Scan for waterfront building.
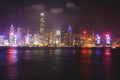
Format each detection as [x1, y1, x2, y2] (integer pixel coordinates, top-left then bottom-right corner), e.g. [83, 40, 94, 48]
[33, 33, 39, 46]
[0, 35, 4, 46]
[9, 25, 15, 45]
[16, 27, 23, 46]
[55, 30, 61, 47]
[49, 29, 56, 47]
[39, 13, 45, 46]
[67, 25, 73, 46]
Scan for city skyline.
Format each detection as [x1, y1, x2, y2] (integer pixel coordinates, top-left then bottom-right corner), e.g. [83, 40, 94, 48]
[0, 0, 120, 37]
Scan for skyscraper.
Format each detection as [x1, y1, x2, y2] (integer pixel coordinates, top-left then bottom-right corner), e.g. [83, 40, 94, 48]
[67, 25, 73, 46]
[9, 25, 14, 45]
[16, 27, 23, 45]
[40, 13, 45, 34]
[39, 13, 45, 46]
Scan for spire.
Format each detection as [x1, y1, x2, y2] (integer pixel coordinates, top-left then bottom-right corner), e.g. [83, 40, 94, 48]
[67, 25, 72, 33]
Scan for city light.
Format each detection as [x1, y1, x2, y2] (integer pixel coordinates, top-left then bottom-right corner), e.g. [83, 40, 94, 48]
[10, 32, 14, 35]
[105, 34, 111, 45]
[96, 34, 101, 44]
[83, 30, 87, 34]
[0, 12, 117, 47]
[40, 13, 45, 16]
[56, 30, 60, 35]
[81, 49, 87, 55]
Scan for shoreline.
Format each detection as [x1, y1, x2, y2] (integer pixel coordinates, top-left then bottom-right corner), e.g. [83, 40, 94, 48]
[0, 46, 116, 50]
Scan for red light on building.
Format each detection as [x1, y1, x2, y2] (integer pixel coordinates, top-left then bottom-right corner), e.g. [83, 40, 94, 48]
[83, 30, 87, 34]
[105, 34, 109, 37]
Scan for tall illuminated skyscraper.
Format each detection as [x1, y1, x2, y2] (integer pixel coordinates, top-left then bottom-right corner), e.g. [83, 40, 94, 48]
[39, 13, 45, 46]
[67, 25, 73, 46]
[105, 34, 111, 45]
[96, 34, 101, 45]
[40, 13, 45, 35]
[9, 25, 14, 45]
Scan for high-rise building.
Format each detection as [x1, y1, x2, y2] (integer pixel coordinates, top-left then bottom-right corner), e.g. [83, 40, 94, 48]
[105, 34, 111, 45]
[55, 30, 61, 46]
[67, 25, 73, 46]
[49, 29, 56, 46]
[40, 13, 45, 34]
[96, 34, 101, 45]
[25, 30, 30, 45]
[39, 13, 45, 46]
[9, 25, 14, 45]
[16, 27, 23, 45]
[0, 35, 4, 46]
[33, 33, 39, 46]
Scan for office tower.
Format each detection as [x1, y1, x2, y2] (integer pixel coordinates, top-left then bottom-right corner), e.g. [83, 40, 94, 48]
[96, 34, 101, 45]
[55, 30, 61, 46]
[49, 29, 56, 46]
[40, 13, 45, 35]
[67, 25, 73, 46]
[0, 35, 4, 46]
[16, 27, 23, 45]
[33, 33, 39, 46]
[39, 13, 45, 46]
[105, 34, 111, 45]
[9, 25, 14, 45]
[25, 30, 30, 45]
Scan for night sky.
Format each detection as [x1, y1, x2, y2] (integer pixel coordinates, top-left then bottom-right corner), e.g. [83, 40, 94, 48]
[0, 0, 120, 37]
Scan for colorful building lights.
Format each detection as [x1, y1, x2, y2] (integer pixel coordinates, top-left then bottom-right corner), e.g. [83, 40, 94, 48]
[105, 34, 111, 45]
[96, 34, 101, 44]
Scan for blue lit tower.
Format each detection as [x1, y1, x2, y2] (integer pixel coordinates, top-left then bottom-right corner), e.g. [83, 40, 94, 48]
[9, 25, 14, 45]
[39, 13, 45, 46]
[105, 34, 111, 45]
[96, 34, 101, 45]
[67, 25, 73, 46]
[67, 25, 72, 34]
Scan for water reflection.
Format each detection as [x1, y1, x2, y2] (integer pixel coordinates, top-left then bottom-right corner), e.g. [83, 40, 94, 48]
[7, 47, 18, 80]
[96, 48, 101, 55]
[103, 48, 113, 80]
[94, 48, 102, 80]
[88, 49, 92, 55]
[25, 50, 30, 60]
[0, 47, 117, 80]
[7, 47, 18, 65]
[49, 49, 62, 73]
[80, 48, 93, 80]
[0, 52, 6, 66]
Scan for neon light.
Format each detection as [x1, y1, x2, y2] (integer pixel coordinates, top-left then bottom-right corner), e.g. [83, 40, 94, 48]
[67, 25, 72, 33]
[96, 34, 101, 44]
[105, 34, 110, 44]
[83, 30, 86, 34]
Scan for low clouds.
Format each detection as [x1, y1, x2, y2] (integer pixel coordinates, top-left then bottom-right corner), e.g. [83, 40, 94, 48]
[24, 4, 45, 12]
[30, 4, 45, 10]
[50, 8, 64, 14]
[65, 3, 79, 9]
